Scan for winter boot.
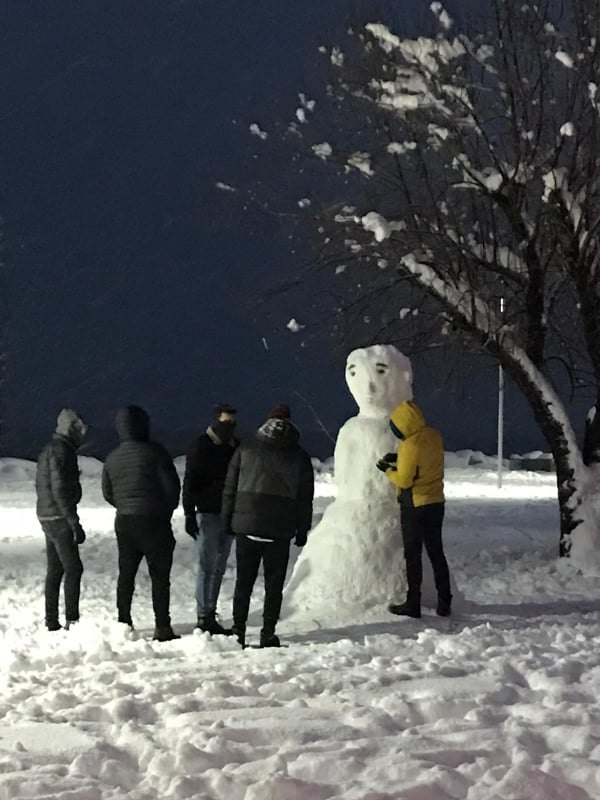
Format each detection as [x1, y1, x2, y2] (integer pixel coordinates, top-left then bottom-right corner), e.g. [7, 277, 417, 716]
[436, 595, 452, 617]
[46, 621, 62, 632]
[196, 612, 232, 636]
[260, 631, 281, 648]
[118, 615, 134, 629]
[231, 626, 246, 647]
[152, 625, 181, 642]
[65, 619, 79, 631]
[388, 601, 421, 619]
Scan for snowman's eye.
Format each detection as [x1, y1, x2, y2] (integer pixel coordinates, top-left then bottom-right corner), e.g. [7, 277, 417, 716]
[376, 363, 388, 374]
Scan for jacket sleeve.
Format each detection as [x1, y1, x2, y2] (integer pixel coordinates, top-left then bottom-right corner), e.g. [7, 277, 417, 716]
[49, 444, 81, 528]
[296, 451, 315, 534]
[182, 439, 205, 517]
[158, 446, 181, 512]
[221, 448, 241, 530]
[101, 461, 115, 507]
[386, 438, 418, 490]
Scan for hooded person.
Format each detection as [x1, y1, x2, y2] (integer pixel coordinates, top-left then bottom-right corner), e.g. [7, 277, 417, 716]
[36, 408, 89, 631]
[222, 411, 314, 648]
[182, 403, 239, 635]
[377, 400, 452, 618]
[102, 405, 181, 642]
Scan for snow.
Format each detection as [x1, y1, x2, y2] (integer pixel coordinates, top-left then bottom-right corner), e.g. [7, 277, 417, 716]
[560, 121, 576, 137]
[361, 211, 406, 242]
[555, 50, 574, 69]
[286, 318, 305, 333]
[346, 152, 374, 177]
[2, 451, 600, 798]
[249, 123, 268, 140]
[430, 2, 453, 31]
[312, 142, 332, 160]
[215, 181, 237, 193]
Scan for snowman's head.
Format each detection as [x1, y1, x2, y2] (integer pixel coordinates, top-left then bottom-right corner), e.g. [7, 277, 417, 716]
[345, 344, 413, 417]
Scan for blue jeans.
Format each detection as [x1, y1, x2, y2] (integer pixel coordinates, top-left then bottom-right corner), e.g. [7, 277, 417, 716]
[195, 513, 233, 616]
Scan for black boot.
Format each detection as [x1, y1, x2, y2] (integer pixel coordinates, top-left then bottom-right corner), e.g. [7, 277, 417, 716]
[388, 601, 421, 619]
[46, 621, 62, 632]
[153, 625, 181, 642]
[231, 626, 246, 647]
[260, 631, 281, 648]
[437, 595, 452, 617]
[65, 619, 79, 631]
[196, 612, 232, 636]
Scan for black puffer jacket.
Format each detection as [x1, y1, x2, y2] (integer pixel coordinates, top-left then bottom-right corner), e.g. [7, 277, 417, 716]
[182, 429, 238, 515]
[102, 406, 180, 519]
[222, 419, 314, 540]
[36, 435, 82, 527]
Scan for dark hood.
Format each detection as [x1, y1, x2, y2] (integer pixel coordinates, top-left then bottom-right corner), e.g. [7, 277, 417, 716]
[256, 418, 300, 449]
[116, 405, 150, 442]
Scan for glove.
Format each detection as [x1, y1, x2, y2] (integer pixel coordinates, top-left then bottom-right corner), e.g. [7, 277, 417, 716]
[185, 515, 199, 540]
[295, 531, 307, 547]
[376, 459, 394, 472]
[382, 452, 398, 465]
[72, 522, 86, 545]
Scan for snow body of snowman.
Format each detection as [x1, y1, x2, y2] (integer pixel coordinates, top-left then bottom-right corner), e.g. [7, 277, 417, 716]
[284, 344, 438, 620]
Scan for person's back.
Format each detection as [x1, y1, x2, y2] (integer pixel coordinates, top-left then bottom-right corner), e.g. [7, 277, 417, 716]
[389, 401, 444, 508]
[224, 408, 314, 648]
[102, 406, 180, 519]
[102, 405, 180, 641]
[224, 417, 313, 540]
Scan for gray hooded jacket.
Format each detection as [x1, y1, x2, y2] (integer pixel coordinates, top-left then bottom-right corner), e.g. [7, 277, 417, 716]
[36, 409, 86, 528]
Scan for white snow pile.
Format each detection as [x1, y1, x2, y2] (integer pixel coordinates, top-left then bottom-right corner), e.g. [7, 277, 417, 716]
[2, 457, 600, 798]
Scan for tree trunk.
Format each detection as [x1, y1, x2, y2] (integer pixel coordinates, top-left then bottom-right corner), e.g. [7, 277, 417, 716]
[500, 352, 584, 555]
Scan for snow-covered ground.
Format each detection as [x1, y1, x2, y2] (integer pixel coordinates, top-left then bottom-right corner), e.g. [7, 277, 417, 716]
[1, 456, 600, 799]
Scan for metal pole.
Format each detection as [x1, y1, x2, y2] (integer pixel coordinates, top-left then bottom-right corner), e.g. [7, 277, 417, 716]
[497, 297, 505, 488]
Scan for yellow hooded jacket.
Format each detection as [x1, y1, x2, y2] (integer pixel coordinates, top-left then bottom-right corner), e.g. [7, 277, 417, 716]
[386, 401, 445, 507]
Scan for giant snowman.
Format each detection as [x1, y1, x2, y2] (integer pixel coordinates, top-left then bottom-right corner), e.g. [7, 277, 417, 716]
[284, 344, 439, 620]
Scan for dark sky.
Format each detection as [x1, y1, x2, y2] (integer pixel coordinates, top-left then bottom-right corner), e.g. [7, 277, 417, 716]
[0, 0, 590, 458]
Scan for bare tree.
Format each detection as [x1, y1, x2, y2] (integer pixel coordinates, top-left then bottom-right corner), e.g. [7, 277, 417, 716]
[276, 0, 600, 555]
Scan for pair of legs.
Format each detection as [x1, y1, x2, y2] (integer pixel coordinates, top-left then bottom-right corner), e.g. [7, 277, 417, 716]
[42, 519, 84, 629]
[400, 502, 451, 612]
[195, 513, 233, 620]
[115, 514, 175, 629]
[232, 535, 290, 644]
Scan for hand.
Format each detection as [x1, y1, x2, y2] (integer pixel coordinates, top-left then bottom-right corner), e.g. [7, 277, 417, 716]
[295, 531, 307, 547]
[376, 459, 393, 472]
[185, 515, 199, 540]
[224, 525, 235, 537]
[382, 452, 398, 465]
[72, 523, 86, 545]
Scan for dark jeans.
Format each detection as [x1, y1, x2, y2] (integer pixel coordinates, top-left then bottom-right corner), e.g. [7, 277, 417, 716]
[115, 515, 175, 628]
[233, 535, 290, 636]
[400, 503, 450, 604]
[42, 519, 84, 627]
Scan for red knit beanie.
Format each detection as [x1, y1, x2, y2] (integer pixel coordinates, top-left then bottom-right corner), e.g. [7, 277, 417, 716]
[267, 403, 291, 420]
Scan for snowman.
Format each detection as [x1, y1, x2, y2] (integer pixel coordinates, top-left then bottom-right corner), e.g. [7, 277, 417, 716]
[284, 343, 439, 620]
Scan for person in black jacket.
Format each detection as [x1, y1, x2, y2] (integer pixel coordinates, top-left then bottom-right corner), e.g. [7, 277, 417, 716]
[223, 405, 314, 647]
[102, 406, 181, 642]
[36, 408, 88, 631]
[182, 403, 238, 634]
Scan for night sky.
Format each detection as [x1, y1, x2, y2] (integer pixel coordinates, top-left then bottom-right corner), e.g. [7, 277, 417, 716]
[0, 1, 590, 459]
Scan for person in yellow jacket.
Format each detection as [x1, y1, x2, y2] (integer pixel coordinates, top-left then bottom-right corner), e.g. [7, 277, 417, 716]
[376, 400, 451, 618]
